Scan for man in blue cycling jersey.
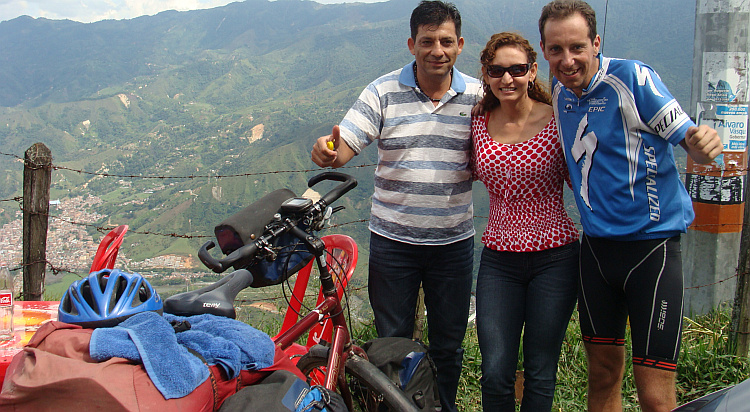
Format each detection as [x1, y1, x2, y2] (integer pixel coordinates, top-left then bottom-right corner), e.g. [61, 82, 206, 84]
[538, 1, 721, 411]
[310, 1, 482, 411]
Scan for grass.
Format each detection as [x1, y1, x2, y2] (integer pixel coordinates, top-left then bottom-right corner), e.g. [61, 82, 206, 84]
[676, 310, 749, 402]
[452, 309, 750, 411]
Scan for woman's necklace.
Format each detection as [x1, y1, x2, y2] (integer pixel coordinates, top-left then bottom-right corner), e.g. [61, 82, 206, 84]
[413, 64, 444, 103]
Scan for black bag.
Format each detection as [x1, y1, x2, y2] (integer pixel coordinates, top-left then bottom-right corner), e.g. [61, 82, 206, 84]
[213, 188, 313, 287]
[362, 337, 442, 411]
[218, 370, 346, 412]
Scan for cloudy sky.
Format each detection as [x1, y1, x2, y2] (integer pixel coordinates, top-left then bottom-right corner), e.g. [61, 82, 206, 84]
[0, 0, 382, 23]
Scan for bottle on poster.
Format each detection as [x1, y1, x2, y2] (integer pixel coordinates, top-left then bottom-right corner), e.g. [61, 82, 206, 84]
[0, 265, 14, 341]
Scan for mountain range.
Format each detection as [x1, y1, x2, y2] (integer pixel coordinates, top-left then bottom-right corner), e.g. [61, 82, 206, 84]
[0, 0, 696, 263]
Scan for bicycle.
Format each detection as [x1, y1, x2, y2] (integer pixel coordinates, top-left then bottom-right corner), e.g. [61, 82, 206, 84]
[162, 171, 418, 412]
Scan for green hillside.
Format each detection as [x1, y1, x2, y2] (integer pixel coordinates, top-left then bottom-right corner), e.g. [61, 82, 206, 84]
[0, 0, 695, 264]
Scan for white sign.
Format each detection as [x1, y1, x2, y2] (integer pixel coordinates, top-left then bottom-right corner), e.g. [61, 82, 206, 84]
[696, 102, 748, 152]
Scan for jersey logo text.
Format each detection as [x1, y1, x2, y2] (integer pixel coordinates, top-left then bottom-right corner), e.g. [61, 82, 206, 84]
[652, 105, 685, 135]
[644, 145, 660, 222]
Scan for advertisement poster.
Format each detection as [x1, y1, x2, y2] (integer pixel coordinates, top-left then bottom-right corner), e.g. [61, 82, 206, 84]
[701, 52, 748, 103]
[685, 173, 745, 204]
[696, 102, 748, 152]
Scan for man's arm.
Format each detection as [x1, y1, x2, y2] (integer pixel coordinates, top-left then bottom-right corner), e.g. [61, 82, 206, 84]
[679, 124, 722, 164]
[311, 125, 356, 168]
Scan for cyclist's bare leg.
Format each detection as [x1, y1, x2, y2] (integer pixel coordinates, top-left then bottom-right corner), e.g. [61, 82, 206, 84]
[585, 343, 625, 412]
[633, 365, 677, 412]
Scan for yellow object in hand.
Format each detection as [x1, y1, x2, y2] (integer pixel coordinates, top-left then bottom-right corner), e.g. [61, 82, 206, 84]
[327, 141, 335, 151]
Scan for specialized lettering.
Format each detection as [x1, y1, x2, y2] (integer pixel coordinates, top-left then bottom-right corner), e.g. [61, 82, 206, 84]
[652, 105, 685, 135]
[644, 146, 660, 221]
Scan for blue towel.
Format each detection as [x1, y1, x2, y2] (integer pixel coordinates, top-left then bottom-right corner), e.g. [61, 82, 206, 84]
[164, 313, 275, 378]
[90, 311, 209, 399]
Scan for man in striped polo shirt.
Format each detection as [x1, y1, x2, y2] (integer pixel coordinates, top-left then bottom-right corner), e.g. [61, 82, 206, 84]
[311, 1, 482, 410]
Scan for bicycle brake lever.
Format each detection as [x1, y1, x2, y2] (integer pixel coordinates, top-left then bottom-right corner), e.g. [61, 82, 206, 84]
[262, 245, 277, 262]
[319, 206, 334, 230]
[313, 205, 341, 231]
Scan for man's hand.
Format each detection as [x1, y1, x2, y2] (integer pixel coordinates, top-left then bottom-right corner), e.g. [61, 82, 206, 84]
[682, 125, 722, 164]
[312, 125, 354, 168]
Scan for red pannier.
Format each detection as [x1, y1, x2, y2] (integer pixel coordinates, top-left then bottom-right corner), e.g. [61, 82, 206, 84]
[0, 321, 303, 411]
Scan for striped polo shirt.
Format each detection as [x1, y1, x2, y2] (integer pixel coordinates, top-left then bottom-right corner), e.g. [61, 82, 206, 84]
[339, 61, 482, 245]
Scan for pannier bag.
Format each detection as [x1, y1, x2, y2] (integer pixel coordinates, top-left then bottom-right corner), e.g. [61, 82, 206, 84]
[213, 188, 313, 288]
[0, 321, 304, 411]
[218, 370, 346, 412]
[362, 337, 441, 411]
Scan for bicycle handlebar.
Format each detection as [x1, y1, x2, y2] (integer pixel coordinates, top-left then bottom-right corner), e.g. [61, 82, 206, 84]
[308, 171, 357, 208]
[198, 171, 357, 273]
[199, 240, 260, 273]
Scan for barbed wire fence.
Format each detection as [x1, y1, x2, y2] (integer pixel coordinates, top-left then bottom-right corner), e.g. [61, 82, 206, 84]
[0, 148, 745, 300]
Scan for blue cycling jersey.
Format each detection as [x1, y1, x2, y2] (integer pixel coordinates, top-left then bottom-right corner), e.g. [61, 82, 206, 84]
[552, 54, 695, 240]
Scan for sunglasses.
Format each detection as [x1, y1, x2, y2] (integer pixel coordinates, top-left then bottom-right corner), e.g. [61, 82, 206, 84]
[485, 63, 531, 78]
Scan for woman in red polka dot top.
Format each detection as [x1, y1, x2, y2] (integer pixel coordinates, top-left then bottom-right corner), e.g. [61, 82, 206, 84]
[472, 32, 580, 412]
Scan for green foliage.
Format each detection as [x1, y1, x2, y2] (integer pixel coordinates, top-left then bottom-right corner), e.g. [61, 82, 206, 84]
[677, 310, 750, 402]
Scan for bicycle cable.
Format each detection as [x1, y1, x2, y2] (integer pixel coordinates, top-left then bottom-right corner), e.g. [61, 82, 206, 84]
[279, 243, 351, 326]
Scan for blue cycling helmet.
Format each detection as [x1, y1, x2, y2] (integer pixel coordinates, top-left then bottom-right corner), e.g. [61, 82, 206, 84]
[58, 268, 163, 328]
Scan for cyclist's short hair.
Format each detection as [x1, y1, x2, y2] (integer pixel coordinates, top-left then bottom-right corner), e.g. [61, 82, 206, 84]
[539, 0, 597, 45]
[410, 0, 462, 40]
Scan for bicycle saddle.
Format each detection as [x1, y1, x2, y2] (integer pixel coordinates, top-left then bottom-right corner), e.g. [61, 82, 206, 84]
[163, 269, 254, 319]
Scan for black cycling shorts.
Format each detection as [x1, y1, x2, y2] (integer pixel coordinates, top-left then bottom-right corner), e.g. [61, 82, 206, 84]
[578, 234, 683, 371]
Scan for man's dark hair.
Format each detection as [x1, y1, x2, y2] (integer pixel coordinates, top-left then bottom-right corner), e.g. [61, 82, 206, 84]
[539, 0, 597, 44]
[410, 0, 462, 40]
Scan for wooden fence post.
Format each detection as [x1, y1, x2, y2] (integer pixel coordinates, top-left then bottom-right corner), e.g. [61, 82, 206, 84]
[22, 143, 52, 301]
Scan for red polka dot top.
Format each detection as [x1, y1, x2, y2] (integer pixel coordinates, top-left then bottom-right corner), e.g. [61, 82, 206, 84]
[472, 114, 579, 252]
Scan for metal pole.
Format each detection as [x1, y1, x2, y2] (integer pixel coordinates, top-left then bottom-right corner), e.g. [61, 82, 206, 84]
[684, 0, 749, 322]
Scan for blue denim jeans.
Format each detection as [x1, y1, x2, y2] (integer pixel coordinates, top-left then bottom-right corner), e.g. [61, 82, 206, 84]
[368, 232, 474, 412]
[476, 242, 579, 412]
